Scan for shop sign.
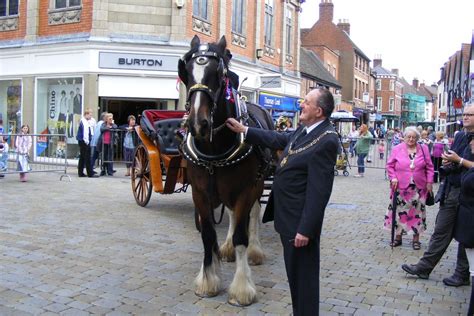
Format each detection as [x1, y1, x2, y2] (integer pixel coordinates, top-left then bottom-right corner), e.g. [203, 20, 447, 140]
[99, 52, 180, 72]
[259, 75, 281, 88]
[258, 93, 299, 111]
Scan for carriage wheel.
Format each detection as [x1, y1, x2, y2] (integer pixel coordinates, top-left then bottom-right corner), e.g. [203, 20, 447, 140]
[131, 144, 153, 207]
[334, 170, 339, 176]
[343, 170, 350, 177]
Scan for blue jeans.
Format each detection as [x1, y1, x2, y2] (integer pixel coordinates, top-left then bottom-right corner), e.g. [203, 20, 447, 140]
[357, 153, 367, 174]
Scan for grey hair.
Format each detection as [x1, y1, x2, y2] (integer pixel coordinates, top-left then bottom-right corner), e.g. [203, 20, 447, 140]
[404, 126, 420, 139]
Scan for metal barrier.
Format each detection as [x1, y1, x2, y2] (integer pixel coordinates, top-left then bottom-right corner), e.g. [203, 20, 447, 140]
[336, 136, 389, 177]
[98, 129, 134, 174]
[0, 133, 70, 181]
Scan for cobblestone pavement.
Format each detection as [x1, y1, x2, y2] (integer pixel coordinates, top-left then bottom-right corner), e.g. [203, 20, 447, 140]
[0, 167, 470, 315]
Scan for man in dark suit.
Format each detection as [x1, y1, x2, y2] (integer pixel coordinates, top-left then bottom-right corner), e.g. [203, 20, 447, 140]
[226, 88, 339, 315]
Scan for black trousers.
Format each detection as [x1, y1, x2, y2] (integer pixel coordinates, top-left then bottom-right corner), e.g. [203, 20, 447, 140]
[418, 186, 469, 277]
[78, 140, 93, 176]
[280, 234, 320, 316]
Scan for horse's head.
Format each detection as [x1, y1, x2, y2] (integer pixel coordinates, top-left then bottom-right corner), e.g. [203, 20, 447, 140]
[178, 35, 230, 141]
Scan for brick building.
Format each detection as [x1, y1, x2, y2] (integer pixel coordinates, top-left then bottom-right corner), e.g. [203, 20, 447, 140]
[372, 58, 403, 129]
[0, 0, 303, 160]
[301, 0, 371, 123]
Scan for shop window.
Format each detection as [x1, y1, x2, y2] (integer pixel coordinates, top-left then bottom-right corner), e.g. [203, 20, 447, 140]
[0, 0, 18, 16]
[0, 80, 22, 144]
[36, 77, 83, 158]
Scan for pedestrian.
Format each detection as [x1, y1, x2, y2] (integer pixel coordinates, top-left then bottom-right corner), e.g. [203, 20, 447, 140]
[378, 140, 385, 160]
[76, 108, 98, 178]
[384, 126, 434, 249]
[401, 104, 474, 287]
[354, 124, 373, 177]
[432, 131, 449, 183]
[0, 137, 8, 178]
[15, 124, 32, 182]
[420, 130, 433, 153]
[225, 87, 339, 316]
[123, 115, 138, 176]
[392, 127, 402, 147]
[348, 126, 358, 157]
[100, 113, 117, 176]
[91, 111, 107, 174]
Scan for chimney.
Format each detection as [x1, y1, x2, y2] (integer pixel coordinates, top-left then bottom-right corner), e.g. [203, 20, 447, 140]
[373, 58, 382, 68]
[391, 68, 399, 76]
[319, 0, 334, 22]
[337, 19, 350, 35]
[412, 78, 419, 89]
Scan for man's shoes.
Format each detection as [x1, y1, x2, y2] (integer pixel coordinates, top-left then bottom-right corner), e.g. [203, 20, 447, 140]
[88, 174, 99, 178]
[78, 174, 87, 177]
[100, 171, 106, 176]
[401, 264, 430, 279]
[112, 170, 117, 174]
[442, 274, 470, 287]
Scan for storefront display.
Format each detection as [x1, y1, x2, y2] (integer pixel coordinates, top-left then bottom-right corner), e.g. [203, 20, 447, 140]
[0, 80, 22, 138]
[36, 77, 83, 158]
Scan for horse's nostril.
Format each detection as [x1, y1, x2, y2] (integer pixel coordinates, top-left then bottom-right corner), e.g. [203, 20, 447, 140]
[200, 120, 209, 129]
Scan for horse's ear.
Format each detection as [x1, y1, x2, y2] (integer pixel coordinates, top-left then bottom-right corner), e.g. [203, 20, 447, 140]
[217, 36, 227, 52]
[178, 59, 188, 86]
[190, 35, 200, 48]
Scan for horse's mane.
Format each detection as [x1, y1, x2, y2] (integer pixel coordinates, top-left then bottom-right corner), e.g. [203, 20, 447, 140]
[182, 40, 230, 69]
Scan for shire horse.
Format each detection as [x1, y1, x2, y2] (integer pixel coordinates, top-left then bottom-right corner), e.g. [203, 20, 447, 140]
[178, 35, 273, 306]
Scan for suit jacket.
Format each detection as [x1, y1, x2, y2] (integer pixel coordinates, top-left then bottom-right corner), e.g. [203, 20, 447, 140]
[386, 143, 434, 190]
[246, 119, 338, 239]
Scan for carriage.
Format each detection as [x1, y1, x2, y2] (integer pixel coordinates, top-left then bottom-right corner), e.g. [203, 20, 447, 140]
[131, 109, 189, 207]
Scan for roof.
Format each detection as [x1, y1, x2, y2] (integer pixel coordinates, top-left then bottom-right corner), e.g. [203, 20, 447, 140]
[341, 31, 370, 61]
[299, 48, 341, 89]
[399, 77, 419, 95]
[373, 65, 396, 76]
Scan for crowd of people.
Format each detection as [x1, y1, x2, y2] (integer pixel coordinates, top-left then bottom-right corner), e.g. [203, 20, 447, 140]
[76, 109, 138, 178]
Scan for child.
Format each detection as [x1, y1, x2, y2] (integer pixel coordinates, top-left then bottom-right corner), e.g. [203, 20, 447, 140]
[15, 124, 32, 182]
[123, 115, 137, 176]
[378, 140, 385, 160]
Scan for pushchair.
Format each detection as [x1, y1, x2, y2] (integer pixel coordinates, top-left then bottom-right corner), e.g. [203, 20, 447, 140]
[334, 147, 350, 176]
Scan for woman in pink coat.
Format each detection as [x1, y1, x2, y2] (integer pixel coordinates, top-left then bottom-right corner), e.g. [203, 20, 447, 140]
[384, 126, 434, 250]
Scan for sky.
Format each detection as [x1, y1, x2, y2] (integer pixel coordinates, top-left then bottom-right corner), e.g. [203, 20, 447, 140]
[300, 0, 474, 85]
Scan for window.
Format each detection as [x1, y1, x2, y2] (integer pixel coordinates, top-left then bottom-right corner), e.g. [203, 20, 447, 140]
[0, 80, 22, 135]
[55, 0, 81, 9]
[377, 97, 382, 111]
[389, 80, 394, 91]
[0, 0, 19, 16]
[193, 0, 208, 20]
[285, 8, 292, 56]
[264, 0, 274, 46]
[232, 0, 244, 34]
[389, 98, 394, 111]
[375, 79, 381, 91]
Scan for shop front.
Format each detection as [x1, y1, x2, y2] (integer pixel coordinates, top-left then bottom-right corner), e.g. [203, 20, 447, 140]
[258, 92, 301, 129]
[0, 79, 22, 141]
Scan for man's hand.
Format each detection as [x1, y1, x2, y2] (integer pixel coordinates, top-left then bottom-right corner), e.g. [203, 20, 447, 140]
[226, 118, 247, 134]
[293, 233, 309, 248]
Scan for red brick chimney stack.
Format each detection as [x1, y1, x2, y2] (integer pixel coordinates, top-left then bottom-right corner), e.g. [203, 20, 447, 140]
[319, 0, 334, 23]
[337, 19, 350, 35]
[412, 78, 419, 89]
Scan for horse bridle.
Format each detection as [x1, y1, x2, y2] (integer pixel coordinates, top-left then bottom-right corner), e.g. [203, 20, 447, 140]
[183, 46, 227, 116]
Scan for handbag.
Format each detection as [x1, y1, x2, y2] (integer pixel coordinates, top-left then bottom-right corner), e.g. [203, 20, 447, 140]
[425, 191, 435, 206]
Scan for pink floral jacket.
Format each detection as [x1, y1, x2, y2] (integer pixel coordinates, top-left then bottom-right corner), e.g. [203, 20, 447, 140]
[386, 143, 434, 190]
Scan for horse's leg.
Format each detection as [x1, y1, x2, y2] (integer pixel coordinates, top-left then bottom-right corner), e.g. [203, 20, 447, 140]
[227, 202, 257, 306]
[219, 208, 236, 262]
[195, 212, 221, 297]
[247, 201, 265, 265]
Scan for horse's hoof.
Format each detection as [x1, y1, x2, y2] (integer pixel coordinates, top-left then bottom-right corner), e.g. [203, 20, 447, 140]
[247, 247, 265, 266]
[195, 291, 219, 298]
[228, 297, 255, 307]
